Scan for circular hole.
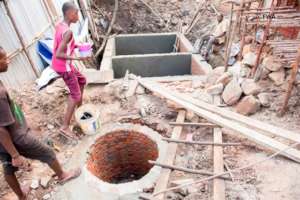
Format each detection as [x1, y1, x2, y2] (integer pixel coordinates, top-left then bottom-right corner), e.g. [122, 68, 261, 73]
[87, 130, 159, 184]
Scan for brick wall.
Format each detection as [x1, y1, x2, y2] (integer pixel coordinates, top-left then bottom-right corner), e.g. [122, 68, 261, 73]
[87, 130, 159, 183]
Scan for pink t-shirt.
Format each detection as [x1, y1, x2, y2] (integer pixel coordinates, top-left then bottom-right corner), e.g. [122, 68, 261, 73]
[52, 22, 76, 73]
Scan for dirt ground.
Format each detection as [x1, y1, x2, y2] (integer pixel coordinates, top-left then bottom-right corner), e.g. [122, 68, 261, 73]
[1, 0, 300, 199]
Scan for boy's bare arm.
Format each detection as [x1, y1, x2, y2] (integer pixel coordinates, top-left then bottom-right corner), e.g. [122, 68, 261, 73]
[0, 127, 28, 167]
[0, 127, 19, 158]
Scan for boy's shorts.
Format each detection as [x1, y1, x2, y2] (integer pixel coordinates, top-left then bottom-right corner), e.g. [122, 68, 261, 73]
[0, 133, 56, 175]
[58, 70, 86, 101]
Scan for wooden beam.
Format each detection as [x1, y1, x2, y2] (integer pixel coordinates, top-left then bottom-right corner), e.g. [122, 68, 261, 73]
[169, 122, 219, 128]
[213, 96, 225, 200]
[139, 80, 300, 144]
[149, 161, 231, 180]
[162, 138, 241, 146]
[153, 110, 186, 200]
[138, 79, 300, 163]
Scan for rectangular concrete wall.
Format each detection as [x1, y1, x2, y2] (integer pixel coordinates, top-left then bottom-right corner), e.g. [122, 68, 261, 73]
[112, 53, 191, 78]
[115, 33, 177, 56]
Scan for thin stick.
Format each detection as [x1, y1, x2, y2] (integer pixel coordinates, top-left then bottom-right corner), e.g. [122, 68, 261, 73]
[224, 2, 234, 71]
[162, 138, 242, 146]
[153, 141, 300, 196]
[138, 0, 164, 22]
[149, 160, 231, 180]
[169, 122, 218, 127]
[224, 161, 235, 182]
[251, 0, 275, 77]
[279, 47, 300, 116]
[185, 2, 205, 34]
[95, 0, 118, 57]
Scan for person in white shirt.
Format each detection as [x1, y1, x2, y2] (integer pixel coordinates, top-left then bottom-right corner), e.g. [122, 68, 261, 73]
[198, 14, 229, 60]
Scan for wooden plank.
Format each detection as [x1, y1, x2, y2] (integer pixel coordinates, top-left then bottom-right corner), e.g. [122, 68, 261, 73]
[138, 79, 300, 163]
[153, 110, 186, 200]
[141, 80, 300, 144]
[169, 122, 219, 128]
[213, 96, 225, 200]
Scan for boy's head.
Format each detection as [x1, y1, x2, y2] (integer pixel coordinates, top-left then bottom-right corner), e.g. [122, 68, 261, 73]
[0, 46, 9, 73]
[62, 1, 79, 23]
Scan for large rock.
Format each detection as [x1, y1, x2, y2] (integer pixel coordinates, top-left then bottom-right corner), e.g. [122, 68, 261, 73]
[228, 61, 244, 78]
[222, 79, 243, 105]
[257, 93, 270, 107]
[206, 67, 225, 86]
[241, 79, 261, 95]
[262, 56, 282, 72]
[194, 92, 213, 104]
[236, 95, 261, 115]
[206, 83, 224, 95]
[242, 52, 257, 67]
[268, 69, 285, 86]
[216, 72, 233, 86]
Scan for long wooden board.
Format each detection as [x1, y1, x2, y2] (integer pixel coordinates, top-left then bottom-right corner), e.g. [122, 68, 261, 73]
[153, 110, 186, 200]
[213, 96, 225, 200]
[139, 79, 300, 163]
[149, 80, 300, 144]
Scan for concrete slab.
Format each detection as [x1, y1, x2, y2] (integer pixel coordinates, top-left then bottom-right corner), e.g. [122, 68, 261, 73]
[115, 33, 177, 56]
[112, 53, 192, 78]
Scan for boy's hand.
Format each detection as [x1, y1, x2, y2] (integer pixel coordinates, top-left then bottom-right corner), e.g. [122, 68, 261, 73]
[12, 155, 30, 169]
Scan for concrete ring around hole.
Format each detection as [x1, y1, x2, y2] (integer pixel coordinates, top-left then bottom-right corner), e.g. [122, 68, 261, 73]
[83, 123, 168, 196]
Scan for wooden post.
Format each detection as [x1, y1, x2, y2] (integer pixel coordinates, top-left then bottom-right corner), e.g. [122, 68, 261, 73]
[78, 0, 98, 42]
[3, 0, 39, 77]
[238, 18, 247, 61]
[251, 0, 275, 77]
[224, 2, 234, 71]
[280, 47, 300, 115]
[42, 0, 57, 27]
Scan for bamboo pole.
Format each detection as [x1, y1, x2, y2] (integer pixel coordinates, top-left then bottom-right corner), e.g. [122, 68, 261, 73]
[224, 2, 234, 71]
[3, 0, 39, 77]
[162, 138, 242, 146]
[169, 121, 218, 127]
[279, 47, 300, 116]
[149, 160, 231, 180]
[251, 0, 275, 78]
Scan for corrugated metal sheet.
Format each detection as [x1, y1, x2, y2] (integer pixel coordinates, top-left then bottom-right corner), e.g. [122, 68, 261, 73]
[7, 0, 52, 74]
[0, 2, 36, 89]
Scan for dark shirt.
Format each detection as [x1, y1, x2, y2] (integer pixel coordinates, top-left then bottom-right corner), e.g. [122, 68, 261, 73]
[0, 81, 29, 152]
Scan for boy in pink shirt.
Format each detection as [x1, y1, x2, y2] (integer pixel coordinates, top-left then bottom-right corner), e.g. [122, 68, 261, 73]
[52, 2, 88, 139]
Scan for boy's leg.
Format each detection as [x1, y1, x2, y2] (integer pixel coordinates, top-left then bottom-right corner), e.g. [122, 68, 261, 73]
[17, 134, 81, 183]
[59, 72, 82, 138]
[74, 70, 86, 107]
[1, 153, 29, 200]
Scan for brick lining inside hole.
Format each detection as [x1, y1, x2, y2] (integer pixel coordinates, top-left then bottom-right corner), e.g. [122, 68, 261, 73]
[86, 130, 159, 184]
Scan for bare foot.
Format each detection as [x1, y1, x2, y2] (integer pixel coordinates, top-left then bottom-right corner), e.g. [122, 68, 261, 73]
[58, 168, 81, 185]
[19, 185, 30, 200]
[59, 127, 79, 140]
